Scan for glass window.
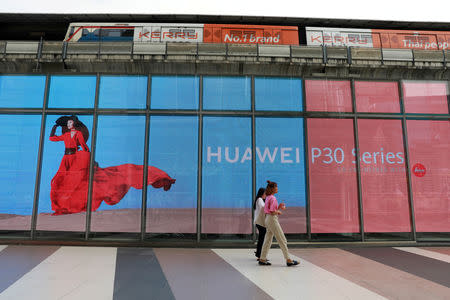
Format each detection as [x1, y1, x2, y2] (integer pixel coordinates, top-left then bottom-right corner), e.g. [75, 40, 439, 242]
[0, 115, 41, 230]
[305, 80, 352, 112]
[91, 115, 146, 233]
[407, 120, 450, 233]
[256, 117, 306, 234]
[202, 117, 252, 234]
[151, 76, 199, 109]
[358, 119, 410, 233]
[402, 81, 449, 114]
[255, 77, 303, 111]
[308, 118, 360, 233]
[147, 116, 198, 234]
[37, 115, 94, 232]
[98, 75, 147, 109]
[203, 76, 251, 110]
[355, 81, 400, 113]
[0, 75, 46, 108]
[48, 76, 96, 108]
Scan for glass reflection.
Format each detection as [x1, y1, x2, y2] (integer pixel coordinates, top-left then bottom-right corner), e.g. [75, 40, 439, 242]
[255, 77, 303, 111]
[47, 76, 96, 108]
[0, 115, 41, 230]
[147, 116, 198, 234]
[0, 75, 46, 108]
[202, 117, 252, 234]
[203, 76, 251, 110]
[256, 117, 306, 234]
[92, 115, 176, 233]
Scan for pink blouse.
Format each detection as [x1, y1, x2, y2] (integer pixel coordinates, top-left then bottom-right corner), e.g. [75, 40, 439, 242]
[264, 195, 278, 214]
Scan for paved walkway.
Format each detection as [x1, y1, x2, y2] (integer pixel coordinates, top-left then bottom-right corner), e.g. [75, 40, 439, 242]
[0, 245, 449, 299]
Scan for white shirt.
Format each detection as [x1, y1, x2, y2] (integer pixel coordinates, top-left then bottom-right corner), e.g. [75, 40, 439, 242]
[253, 197, 265, 225]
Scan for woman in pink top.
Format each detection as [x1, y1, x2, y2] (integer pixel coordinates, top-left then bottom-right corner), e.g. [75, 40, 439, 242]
[258, 180, 299, 267]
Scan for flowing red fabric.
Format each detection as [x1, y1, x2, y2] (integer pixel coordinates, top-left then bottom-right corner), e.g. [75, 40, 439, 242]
[49, 131, 175, 215]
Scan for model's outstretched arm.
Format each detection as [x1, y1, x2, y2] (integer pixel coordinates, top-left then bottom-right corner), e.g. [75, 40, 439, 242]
[49, 125, 63, 141]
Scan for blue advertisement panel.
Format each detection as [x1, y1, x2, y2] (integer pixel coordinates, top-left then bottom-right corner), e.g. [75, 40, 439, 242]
[202, 117, 252, 234]
[151, 76, 199, 109]
[147, 116, 198, 233]
[255, 117, 306, 233]
[203, 76, 251, 110]
[0, 115, 41, 230]
[255, 77, 303, 111]
[37, 115, 93, 232]
[98, 75, 147, 109]
[47, 76, 96, 108]
[0, 75, 46, 108]
[90, 115, 146, 232]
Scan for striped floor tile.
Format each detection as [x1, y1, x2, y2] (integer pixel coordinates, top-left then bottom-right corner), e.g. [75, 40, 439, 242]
[154, 248, 271, 300]
[113, 247, 174, 300]
[0, 246, 448, 300]
[0, 245, 60, 295]
[291, 248, 450, 300]
[424, 247, 450, 256]
[344, 247, 450, 288]
[395, 247, 450, 263]
[0, 246, 116, 300]
[213, 248, 386, 300]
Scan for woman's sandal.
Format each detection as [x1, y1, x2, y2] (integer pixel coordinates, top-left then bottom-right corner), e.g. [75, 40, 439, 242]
[286, 260, 300, 267]
[258, 260, 271, 266]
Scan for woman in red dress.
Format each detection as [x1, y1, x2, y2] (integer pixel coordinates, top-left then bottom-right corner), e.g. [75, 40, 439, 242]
[49, 115, 176, 215]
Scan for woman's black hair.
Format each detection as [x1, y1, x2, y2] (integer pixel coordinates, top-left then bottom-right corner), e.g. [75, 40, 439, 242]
[55, 115, 89, 142]
[253, 187, 266, 210]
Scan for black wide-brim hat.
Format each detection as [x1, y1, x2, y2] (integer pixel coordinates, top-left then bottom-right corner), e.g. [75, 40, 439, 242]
[55, 115, 90, 142]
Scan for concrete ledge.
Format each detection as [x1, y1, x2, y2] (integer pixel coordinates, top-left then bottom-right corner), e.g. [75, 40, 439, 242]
[6, 41, 39, 54]
[327, 47, 347, 59]
[167, 43, 197, 55]
[351, 48, 382, 60]
[291, 46, 323, 58]
[133, 43, 165, 55]
[227, 44, 257, 56]
[67, 42, 99, 54]
[42, 42, 63, 54]
[100, 42, 133, 54]
[258, 45, 290, 57]
[382, 49, 413, 61]
[198, 43, 226, 56]
[413, 49, 444, 62]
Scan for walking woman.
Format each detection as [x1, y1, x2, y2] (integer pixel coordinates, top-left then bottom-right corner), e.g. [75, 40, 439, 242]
[253, 187, 266, 260]
[258, 180, 299, 267]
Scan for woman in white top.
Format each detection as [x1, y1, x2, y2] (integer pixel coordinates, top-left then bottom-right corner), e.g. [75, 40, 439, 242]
[253, 187, 266, 260]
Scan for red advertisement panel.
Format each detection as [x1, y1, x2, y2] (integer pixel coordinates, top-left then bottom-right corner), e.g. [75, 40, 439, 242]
[407, 120, 450, 232]
[305, 80, 352, 112]
[355, 81, 400, 113]
[203, 24, 299, 45]
[358, 119, 411, 232]
[308, 119, 359, 233]
[402, 81, 449, 114]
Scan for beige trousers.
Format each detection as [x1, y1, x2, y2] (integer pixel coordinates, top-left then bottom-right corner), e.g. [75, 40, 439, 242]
[260, 214, 290, 260]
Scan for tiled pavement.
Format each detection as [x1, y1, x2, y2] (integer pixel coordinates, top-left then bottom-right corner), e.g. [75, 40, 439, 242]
[0, 245, 449, 299]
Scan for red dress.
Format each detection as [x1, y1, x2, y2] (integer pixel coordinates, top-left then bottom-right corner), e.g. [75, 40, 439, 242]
[49, 130, 176, 215]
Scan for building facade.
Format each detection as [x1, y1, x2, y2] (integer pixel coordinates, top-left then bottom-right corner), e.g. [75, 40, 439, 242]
[0, 18, 449, 245]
